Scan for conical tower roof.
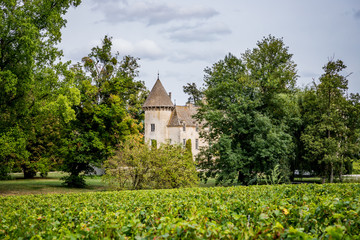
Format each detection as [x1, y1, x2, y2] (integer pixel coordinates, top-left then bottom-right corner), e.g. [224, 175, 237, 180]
[142, 77, 174, 109]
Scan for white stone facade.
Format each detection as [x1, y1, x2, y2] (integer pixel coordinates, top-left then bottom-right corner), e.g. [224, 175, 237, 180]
[144, 107, 173, 146]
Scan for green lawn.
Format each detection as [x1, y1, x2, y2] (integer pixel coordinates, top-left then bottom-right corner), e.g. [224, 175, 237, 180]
[0, 172, 108, 196]
[294, 175, 360, 184]
[0, 172, 218, 196]
[2, 172, 358, 196]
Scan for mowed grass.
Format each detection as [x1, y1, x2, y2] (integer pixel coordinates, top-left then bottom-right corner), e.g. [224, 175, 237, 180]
[0, 172, 108, 196]
[0, 172, 217, 196]
[2, 171, 358, 196]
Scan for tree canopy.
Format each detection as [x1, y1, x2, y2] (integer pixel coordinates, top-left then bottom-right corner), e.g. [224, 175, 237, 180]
[183, 83, 203, 105]
[59, 36, 148, 187]
[194, 35, 359, 185]
[0, 0, 81, 179]
[103, 136, 198, 190]
[301, 59, 360, 183]
[1, 1, 359, 187]
[196, 36, 300, 185]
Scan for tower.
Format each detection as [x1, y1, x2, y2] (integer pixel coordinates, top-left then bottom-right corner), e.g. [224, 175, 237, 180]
[142, 77, 174, 146]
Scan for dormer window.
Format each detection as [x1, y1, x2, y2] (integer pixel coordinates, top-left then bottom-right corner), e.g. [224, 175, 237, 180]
[151, 124, 155, 132]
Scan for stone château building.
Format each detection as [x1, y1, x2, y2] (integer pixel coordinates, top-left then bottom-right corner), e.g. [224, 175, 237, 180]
[142, 77, 206, 156]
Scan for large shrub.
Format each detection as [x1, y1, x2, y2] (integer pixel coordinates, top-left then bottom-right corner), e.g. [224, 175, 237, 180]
[103, 136, 198, 190]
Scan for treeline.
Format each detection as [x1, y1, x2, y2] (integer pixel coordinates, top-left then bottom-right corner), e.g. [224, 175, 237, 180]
[0, 1, 148, 186]
[190, 36, 360, 185]
[1, 1, 359, 187]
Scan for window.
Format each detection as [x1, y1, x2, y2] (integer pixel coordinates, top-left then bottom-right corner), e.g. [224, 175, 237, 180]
[183, 123, 186, 131]
[196, 124, 199, 132]
[183, 139, 186, 147]
[195, 139, 199, 150]
[151, 124, 155, 132]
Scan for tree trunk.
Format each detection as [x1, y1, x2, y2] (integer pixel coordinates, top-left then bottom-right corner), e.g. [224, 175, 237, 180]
[339, 160, 343, 182]
[330, 162, 334, 183]
[22, 165, 36, 179]
[321, 177, 326, 184]
[237, 171, 245, 184]
[338, 140, 343, 182]
[321, 165, 328, 184]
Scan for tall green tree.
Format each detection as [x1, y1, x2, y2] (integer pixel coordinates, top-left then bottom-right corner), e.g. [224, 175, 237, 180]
[301, 59, 359, 183]
[0, 0, 81, 178]
[242, 35, 297, 95]
[183, 83, 203, 105]
[60, 36, 147, 187]
[196, 36, 300, 185]
[346, 93, 360, 174]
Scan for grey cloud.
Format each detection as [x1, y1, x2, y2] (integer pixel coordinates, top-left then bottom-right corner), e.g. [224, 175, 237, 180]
[90, 1, 218, 25]
[355, 10, 360, 19]
[165, 22, 231, 42]
[62, 38, 166, 63]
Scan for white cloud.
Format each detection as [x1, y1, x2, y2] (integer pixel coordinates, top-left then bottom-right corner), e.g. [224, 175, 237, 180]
[112, 38, 164, 60]
[112, 39, 135, 54]
[90, 1, 218, 25]
[137, 40, 163, 58]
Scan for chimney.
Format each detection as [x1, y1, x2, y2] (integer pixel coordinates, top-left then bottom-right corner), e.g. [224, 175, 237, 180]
[168, 92, 171, 100]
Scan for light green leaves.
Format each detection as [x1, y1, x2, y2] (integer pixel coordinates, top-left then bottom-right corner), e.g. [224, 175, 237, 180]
[103, 136, 198, 190]
[1, 183, 359, 239]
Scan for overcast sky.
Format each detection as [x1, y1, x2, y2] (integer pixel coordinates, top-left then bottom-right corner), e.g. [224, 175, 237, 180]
[59, 0, 360, 105]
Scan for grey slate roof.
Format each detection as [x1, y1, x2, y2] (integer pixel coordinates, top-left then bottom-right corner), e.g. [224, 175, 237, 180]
[142, 78, 174, 108]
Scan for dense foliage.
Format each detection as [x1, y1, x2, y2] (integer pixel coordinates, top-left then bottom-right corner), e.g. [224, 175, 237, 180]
[301, 60, 360, 183]
[0, 0, 81, 179]
[59, 36, 147, 187]
[196, 36, 300, 185]
[0, 1, 150, 186]
[103, 136, 198, 190]
[1, 183, 360, 239]
[194, 35, 360, 185]
[1, 0, 358, 189]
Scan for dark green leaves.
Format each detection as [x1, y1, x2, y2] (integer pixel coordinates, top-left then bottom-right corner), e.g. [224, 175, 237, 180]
[0, 0, 82, 178]
[300, 59, 359, 182]
[197, 36, 299, 185]
[59, 36, 147, 186]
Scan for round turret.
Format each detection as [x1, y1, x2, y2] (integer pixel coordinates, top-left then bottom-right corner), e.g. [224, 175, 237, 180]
[142, 77, 174, 146]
